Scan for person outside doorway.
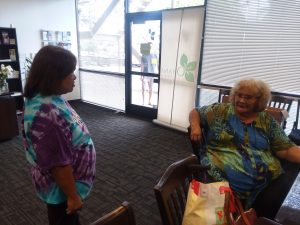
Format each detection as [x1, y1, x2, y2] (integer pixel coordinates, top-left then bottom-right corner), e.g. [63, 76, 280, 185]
[140, 42, 158, 106]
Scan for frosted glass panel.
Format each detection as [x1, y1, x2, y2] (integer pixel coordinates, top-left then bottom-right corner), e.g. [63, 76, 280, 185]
[80, 71, 125, 110]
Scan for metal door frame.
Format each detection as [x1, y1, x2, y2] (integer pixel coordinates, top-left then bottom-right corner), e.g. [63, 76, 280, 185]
[125, 11, 162, 119]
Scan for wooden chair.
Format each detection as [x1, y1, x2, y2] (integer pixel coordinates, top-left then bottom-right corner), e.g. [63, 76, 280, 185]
[268, 95, 293, 112]
[218, 89, 230, 103]
[267, 95, 293, 129]
[154, 155, 209, 225]
[90, 201, 136, 225]
[265, 107, 285, 124]
[218, 92, 292, 129]
[187, 126, 206, 162]
[153, 155, 281, 225]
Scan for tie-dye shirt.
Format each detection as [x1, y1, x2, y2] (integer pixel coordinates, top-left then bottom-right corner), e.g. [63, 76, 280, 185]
[22, 94, 96, 204]
[197, 103, 295, 207]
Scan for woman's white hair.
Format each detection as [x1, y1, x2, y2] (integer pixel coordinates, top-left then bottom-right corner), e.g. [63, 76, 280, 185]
[229, 79, 271, 112]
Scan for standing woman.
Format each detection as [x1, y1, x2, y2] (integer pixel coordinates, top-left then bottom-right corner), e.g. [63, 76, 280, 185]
[22, 46, 96, 225]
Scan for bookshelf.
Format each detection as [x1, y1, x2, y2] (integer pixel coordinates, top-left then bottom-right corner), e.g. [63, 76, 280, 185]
[0, 27, 24, 111]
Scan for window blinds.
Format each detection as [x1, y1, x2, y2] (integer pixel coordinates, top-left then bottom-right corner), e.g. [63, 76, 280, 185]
[200, 0, 300, 96]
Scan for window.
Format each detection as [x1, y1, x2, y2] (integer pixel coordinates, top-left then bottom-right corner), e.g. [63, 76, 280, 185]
[77, 0, 125, 73]
[128, 0, 204, 13]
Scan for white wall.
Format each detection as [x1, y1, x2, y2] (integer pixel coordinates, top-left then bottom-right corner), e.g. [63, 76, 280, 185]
[0, 0, 80, 100]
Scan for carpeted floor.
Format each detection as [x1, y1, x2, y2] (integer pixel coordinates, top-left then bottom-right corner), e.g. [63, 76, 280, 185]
[0, 100, 192, 225]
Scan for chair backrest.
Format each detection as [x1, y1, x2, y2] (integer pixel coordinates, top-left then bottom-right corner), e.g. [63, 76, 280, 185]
[267, 95, 293, 129]
[293, 99, 300, 130]
[218, 89, 231, 103]
[90, 201, 136, 225]
[265, 107, 285, 125]
[154, 155, 209, 225]
[268, 95, 293, 112]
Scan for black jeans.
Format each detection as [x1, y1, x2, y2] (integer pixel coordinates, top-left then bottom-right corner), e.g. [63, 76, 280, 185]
[252, 162, 298, 220]
[47, 202, 81, 225]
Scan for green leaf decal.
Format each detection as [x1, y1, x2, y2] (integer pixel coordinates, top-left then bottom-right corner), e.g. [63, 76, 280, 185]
[178, 54, 196, 82]
[185, 71, 194, 82]
[180, 54, 188, 67]
[177, 66, 184, 76]
[186, 61, 197, 71]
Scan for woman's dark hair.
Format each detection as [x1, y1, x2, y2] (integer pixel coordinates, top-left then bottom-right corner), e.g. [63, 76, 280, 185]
[24, 45, 77, 98]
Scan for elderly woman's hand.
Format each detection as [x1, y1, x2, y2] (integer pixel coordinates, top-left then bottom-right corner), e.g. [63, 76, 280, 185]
[189, 109, 203, 142]
[190, 125, 202, 142]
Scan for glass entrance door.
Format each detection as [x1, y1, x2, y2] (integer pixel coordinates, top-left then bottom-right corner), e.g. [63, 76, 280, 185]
[125, 12, 161, 119]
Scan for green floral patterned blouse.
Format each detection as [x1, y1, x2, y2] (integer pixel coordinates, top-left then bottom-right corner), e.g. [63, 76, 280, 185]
[198, 103, 295, 207]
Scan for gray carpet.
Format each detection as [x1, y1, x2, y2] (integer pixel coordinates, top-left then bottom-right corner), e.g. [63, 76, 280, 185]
[0, 100, 192, 225]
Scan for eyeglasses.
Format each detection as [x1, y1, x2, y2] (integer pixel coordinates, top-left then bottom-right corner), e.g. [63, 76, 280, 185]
[235, 92, 259, 101]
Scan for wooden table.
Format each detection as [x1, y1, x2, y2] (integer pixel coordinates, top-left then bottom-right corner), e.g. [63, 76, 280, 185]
[275, 172, 300, 225]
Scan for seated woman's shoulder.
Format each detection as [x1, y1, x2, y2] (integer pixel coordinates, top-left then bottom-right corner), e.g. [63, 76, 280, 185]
[200, 102, 231, 115]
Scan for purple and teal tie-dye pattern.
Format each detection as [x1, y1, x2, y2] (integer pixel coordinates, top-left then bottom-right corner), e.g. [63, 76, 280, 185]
[197, 103, 295, 208]
[22, 94, 96, 204]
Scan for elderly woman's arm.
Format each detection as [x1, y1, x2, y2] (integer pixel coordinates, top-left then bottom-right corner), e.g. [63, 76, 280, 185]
[276, 146, 300, 164]
[189, 109, 202, 142]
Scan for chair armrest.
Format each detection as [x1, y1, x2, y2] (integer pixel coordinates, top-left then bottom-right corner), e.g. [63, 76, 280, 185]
[187, 164, 210, 173]
[281, 109, 289, 120]
[265, 107, 285, 124]
[255, 217, 282, 225]
[187, 164, 211, 182]
[187, 125, 210, 163]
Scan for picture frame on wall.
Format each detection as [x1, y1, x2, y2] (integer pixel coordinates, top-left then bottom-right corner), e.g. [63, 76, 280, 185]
[9, 38, 16, 45]
[41, 29, 71, 50]
[47, 31, 55, 42]
[56, 31, 63, 42]
[2, 32, 10, 44]
[9, 49, 16, 61]
[42, 31, 48, 41]
[62, 31, 71, 42]
[42, 41, 49, 47]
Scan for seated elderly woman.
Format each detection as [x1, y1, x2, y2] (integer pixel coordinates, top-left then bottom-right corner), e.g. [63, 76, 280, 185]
[189, 79, 300, 219]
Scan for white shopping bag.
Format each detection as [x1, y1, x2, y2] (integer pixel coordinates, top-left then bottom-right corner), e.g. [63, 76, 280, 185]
[182, 179, 231, 225]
